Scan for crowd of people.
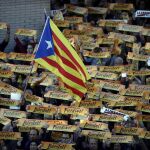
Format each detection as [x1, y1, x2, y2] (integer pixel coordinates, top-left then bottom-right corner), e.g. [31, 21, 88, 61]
[0, 0, 150, 150]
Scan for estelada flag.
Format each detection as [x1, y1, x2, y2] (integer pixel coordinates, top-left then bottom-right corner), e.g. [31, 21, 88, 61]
[34, 17, 90, 101]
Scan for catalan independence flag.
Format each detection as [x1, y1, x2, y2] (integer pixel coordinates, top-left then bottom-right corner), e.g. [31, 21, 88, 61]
[34, 17, 90, 100]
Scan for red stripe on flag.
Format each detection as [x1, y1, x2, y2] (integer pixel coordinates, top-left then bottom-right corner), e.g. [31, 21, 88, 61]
[43, 57, 85, 87]
[52, 31, 87, 79]
[64, 83, 84, 98]
[54, 45, 78, 72]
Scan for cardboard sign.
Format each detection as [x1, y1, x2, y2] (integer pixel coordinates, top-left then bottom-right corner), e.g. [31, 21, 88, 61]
[25, 93, 44, 103]
[60, 106, 89, 116]
[0, 70, 14, 78]
[0, 81, 22, 95]
[53, 20, 70, 28]
[0, 116, 11, 125]
[125, 96, 142, 102]
[108, 100, 138, 107]
[98, 19, 125, 28]
[80, 120, 108, 131]
[136, 115, 150, 122]
[139, 131, 150, 139]
[15, 28, 37, 36]
[86, 82, 100, 93]
[63, 29, 85, 35]
[114, 126, 144, 135]
[17, 118, 47, 128]
[128, 52, 149, 61]
[26, 105, 57, 115]
[100, 92, 125, 102]
[44, 90, 72, 101]
[145, 42, 150, 51]
[99, 65, 132, 72]
[91, 114, 124, 122]
[142, 28, 150, 36]
[92, 79, 124, 91]
[117, 24, 143, 33]
[95, 71, 118, 80]
[0, 132, 21, 140]
[73, 100, 101, 108]
[78, 35, 94, 43]
[109, 3, 134, 11]
[47, 124, 78, 132]
[0, 22, 7, 29]
[8, 52, 34, 61]
[127, 70, 150, 76]
[0, 97, 20, 106]
[129, 84, 150, 91]
[87, 7, 108, 15]
[0, 108, 26, 118]
[81, 43, 98, 50]
[119, 89, 144, 97]
[108, 32, 136, 43]
[83, 27, 103, 36]
[83, 50, 111, 58]
[81, 130, 111, 140]
[136, 104, 150, 113]
[0, 52, 7, 59]
[18, 126, 40, 133]
[108, 135, 133, 143]
[66, 4, 88, 15]
[41, 141, 74, 150]
[64, 16, 83, 24]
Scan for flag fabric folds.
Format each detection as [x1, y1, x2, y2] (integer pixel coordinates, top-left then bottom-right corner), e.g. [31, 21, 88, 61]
[35, 17, 90, 100]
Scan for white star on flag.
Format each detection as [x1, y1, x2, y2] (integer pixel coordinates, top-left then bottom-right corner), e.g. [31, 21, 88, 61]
[45, 40, 52, 49]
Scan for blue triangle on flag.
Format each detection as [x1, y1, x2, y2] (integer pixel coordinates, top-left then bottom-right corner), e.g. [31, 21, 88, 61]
[35, 17, 55, 59]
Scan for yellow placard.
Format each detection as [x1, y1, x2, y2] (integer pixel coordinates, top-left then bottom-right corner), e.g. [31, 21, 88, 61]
[129, 84, 150, 91]
[0, 70, 14, 78]
[64, 16, 83, 24]
[8, 52, 34, 61]
[0, 81, 22, 95]
[53, 20, 70, 28]
[0, 98, 20, 106]
[60, 106, 89, 116]
[91, 114, 124, 122]
[145, 42, 150, 51]
[98, 19, 125, 28]
[139, 131, 150, 139]
[81, 43, 98, 50]
[0, 108, 26, 118]
[108, 32, 135, 43]
[142, 28, 150, 37]
[66, 4, 88, 15]
[0, 52, 7, 59]
[18, 126, 40, 133]
[15, 28, 37, 36]
[41, 141, 74, 150]
[17, 118, 47, 128]
[108, 100, 137, 107]
[109, 3, 134, 11]
[63, 29, 85, 35]
[119, 88, 144, 97]
[26, 105, 57, 115]
[0, 116, 11, 125]
[80, 120, 108, 131]
[83, 50, 111, 58]
[78, 35, 94, 43]
[25, 93, 44, 103]
[115, 109, 138, 118]
[99, 65, 132, 73]
[83, 27, 103, 36]
[114, 126, 144, 135]
[74, 100, 101, 108]
[108, 135, 133, 143]
[127, 70, 150, 76]
[136, 115, 150, 122]
[47, 124, 78, 132]
[100, 92, 125, 102]
[88, 7, 108, 15]
[136, 104, 150, 113]
[44, 90, 72, 101]
[117, 24, 143, 33]
[125, 96, 142, 102]
[0, 132, 21, 140]
[0, 22, 7, 29]
[81, 130, 111, 140]
[92, 79, 125, 91]
[95, 71, 118, 80]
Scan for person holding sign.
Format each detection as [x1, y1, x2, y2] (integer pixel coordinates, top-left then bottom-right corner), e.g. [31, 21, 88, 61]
[0, 24, 10, 52]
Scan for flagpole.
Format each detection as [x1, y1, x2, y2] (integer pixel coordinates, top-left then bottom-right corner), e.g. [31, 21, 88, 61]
[21, 16, 50, 103]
